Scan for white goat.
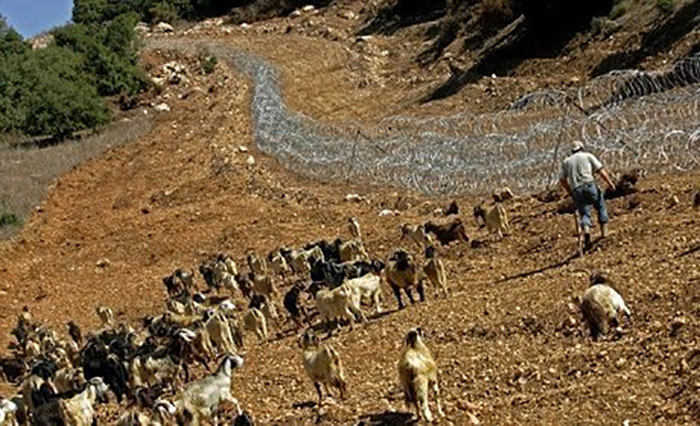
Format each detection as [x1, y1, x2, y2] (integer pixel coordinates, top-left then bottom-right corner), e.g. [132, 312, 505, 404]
[345, 274, 383, 314]
[580, 284, 631, 340]
[315, 283, 366, 335]
[174, 354, 244, 425]
[398, 327, 444, 423]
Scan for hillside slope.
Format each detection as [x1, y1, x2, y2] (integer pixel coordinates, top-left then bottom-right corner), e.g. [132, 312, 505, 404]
[0, 3, 698, 424]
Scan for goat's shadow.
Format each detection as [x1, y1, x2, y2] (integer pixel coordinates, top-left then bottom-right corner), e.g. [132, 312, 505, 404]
[358, 411, 416, 426]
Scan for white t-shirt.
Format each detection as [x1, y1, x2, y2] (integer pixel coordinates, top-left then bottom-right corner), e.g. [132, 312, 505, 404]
[560, 152, 603, 190]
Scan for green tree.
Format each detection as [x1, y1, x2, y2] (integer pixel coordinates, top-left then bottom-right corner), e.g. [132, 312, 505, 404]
[54, 20, 147, 96]
[19, 47, 110, 138]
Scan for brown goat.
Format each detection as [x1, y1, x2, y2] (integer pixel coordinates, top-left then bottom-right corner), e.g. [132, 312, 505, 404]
[423, 218, 469, 246]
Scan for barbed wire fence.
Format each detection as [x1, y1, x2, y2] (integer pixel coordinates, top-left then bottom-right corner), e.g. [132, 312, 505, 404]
[204, 41, 700, 196]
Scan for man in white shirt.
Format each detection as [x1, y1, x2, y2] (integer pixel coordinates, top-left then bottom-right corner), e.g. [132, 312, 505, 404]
[559, 141, 616, 250]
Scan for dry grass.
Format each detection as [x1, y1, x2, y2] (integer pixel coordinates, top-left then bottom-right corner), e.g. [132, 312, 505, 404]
[0, 116, 153, 240]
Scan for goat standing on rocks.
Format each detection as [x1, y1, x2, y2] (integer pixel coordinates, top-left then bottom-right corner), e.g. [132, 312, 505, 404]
[398, 327, 444, 423]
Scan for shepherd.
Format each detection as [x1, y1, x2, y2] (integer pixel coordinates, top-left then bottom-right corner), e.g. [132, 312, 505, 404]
[559, 141, 616, 251]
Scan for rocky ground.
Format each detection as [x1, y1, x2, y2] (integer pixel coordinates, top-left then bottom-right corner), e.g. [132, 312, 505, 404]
[0, 3, 699, 424]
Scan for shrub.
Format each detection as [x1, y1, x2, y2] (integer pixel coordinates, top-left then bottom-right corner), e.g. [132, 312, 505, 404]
[54, 18, 148, 97]
[0, 212, 22, 228]
[610, 1, 630, 19]
[656, 0, 675, 13]
[18, 46, 111, 138]
[481, 0, 515, 29]
[149, 1, 179, 23]
[200, 55, 218, 75]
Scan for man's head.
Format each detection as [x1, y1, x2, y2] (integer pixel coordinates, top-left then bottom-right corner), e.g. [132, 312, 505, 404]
[571, 141, 584, 154]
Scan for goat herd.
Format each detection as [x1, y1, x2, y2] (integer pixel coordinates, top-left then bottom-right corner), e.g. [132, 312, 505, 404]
[0, 194, 633, 425]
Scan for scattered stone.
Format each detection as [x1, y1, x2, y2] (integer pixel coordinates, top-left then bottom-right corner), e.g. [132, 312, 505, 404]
[338, 10, 358, 20]
[290, 10, 302, 18]
[154, 22, 174, 33]
[154, 103, 171, 112]
[96, 258, 111, 268]
[668, 195, 680, 207]
[379, 209, 397, 217]
[301, 5, 316, 13]
[246, 155, 256, 166]
[134, 22, 150, 34]
[670, 316, 687, 337]
[239, 146, 249, 153]
[344, 194, 364, 203]
[466, 411, 480, 424]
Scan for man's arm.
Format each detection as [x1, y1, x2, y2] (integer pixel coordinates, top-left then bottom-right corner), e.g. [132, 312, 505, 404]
[560, 178, 573, 197]
[597, 168, 616, 191]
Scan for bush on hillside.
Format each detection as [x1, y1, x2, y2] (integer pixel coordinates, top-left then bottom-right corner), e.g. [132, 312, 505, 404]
[0, 13, 145, 138]
[54, 15, 148, 97]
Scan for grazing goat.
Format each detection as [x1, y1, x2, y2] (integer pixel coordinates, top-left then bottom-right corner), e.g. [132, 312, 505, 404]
[492, 187, 514, 202]
[444, 200, 459, 216]
[315, 283, 366, 335]
[398, 327, 444, 423]
[35, 377, 110, 426]
[163, 269, 194, 298]
[348, 217, 361, 240]
[339, 239, 369, 263]
[247, 253, 267, 276]
[424, 218, 469, 246]
[473, 202, 510, 239]
[96, 306, 114, 328]
[423, 246, 448, 298]
[204, 311, 239, 355]
[300, 329, 347, 407]
[174, 354, 244, 425]
[385, 249, 424, 310]
[268, 250, 291, 276]
[243, 308, 268, 342]
[580, 284, 631, 340]
[250, 272, 276, 298]
[54, 366, 86, 394]
[249, 294, 278, 327]
[345, 273, 383, 314]
[400, 224, 434, 249]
